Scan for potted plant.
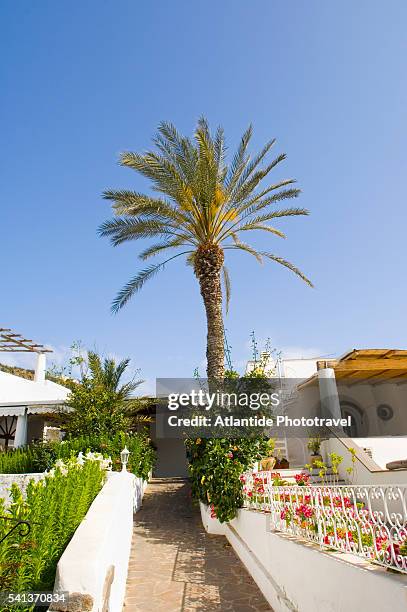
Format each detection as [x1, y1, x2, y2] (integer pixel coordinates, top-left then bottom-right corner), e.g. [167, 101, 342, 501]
[259, 438, 277, 471]
[307, 436, 323, 467]
[275, 456, 289, 469]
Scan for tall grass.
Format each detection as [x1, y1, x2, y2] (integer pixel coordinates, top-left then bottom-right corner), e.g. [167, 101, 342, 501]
[0, 448, 37, 474]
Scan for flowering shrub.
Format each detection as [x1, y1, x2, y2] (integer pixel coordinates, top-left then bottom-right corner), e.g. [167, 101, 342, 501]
[186, 437, 269, 523]
[0, 454, 107, 602]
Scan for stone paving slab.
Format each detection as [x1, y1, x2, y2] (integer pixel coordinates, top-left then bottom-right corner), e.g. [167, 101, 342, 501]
[123, 478, 272, 612]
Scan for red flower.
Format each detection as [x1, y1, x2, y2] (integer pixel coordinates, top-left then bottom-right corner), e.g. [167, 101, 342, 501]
[280, 507, 290, 520]
[295, 504, 314, 519]
[294, 473, 310, 486]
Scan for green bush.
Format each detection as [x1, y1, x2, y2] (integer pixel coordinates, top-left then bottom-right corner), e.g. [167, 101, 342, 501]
[186, 436, 268, 523]
[0, 432, 156, 480]
[0, 455, 106, 609]
[53, 432, 156, 480]
[60, 351, 144, 437]
[0, 448, 37, 474]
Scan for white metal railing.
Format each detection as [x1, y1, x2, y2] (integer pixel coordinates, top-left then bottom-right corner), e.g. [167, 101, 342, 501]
[241, 471, 407, 574]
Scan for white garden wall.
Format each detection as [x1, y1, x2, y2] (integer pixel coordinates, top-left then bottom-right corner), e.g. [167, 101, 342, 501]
[201, 505, 407, 612]
[0, 472, 45, 504]
[324, 437, 407, 486]
[51, 471, 147, 612]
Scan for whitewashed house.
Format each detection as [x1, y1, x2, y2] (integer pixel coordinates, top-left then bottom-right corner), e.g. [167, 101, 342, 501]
[247, 348, 407, 483]
[0, 328, 69, 447]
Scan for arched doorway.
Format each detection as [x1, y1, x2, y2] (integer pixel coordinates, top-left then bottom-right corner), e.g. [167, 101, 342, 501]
[340, 401, 367, 437]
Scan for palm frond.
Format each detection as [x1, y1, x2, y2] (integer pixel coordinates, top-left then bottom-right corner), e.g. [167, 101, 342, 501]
[87, 351, 103, 379]
[112, 252, 192, 312]
[120, 151, 186, 201]
[260, 252, 314, 287]
[239, 207, 310, 227]
[103, 190, 187, 222]
[98, 218, 175, 246]
[186, 251, 196, 267]
[214, 126, 226, 175]
[225, 236, 263, 263]
[233, 138, 276, 193]
[234, 223, 286, 239]
[232, 153, 287, 202]
[139, 237, 192, 260]
[154, 122, 197, 183]
[222, 265, 231, 313]
[224, 125, 253, 192]
[235, 182, 299, 215]
[217, 202, 306, 243]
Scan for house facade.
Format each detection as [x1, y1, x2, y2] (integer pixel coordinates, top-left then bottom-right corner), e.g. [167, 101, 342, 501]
[0, 328, 69, 447]
[246, 349, 407, 480]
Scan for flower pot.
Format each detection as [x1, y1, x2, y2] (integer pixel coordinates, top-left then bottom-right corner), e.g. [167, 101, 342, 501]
[259, 456, 277, 471]
[309, 453, 323, 467]
[199, 502, 226, 535]
[275, 458, 289, 469]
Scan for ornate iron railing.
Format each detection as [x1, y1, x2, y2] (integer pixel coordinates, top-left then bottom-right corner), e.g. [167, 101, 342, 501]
[241, 472, 407, 574]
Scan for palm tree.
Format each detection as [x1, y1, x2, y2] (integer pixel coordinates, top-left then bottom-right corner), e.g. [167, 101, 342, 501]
[87, 351, 141, 402]
[63, 351, 148, 435]
[99, 119, 312, 380]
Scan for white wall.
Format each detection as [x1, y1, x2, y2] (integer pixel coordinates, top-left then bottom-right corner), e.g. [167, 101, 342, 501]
[218, 508, 407, 612]
[281, 358, 319, 379]
[324, 437, 407, 485]
[353, 437, 407, 469]
[0, 473, 45, 504]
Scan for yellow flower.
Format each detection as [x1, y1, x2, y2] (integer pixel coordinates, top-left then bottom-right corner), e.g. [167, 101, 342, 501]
[196, 438, 201, 445]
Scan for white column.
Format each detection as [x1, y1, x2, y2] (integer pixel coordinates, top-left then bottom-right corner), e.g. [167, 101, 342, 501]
[34, 352, 46, 383]
[14, 408, 28, 447]
[318, 367, 342, 421]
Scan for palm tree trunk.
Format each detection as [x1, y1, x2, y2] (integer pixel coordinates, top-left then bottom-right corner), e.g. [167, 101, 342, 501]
[194, 244, 225, 381]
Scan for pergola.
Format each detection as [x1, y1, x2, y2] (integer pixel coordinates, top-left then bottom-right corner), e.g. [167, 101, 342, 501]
[0, 328, 52, 354]
[292, 348, 407, 450]
[316, 349, 407, 382]
[296, 349, 407, 391]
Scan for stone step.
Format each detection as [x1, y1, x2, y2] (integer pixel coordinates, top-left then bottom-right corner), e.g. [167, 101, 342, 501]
[310, 477, 346, 485]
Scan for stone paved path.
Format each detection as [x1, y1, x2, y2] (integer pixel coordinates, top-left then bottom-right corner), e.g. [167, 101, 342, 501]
[123, 478, 272, 612]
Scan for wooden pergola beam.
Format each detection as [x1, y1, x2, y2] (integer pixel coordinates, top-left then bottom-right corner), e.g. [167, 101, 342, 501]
[334, 359, 407, 372]
[0, 328, 52, 354]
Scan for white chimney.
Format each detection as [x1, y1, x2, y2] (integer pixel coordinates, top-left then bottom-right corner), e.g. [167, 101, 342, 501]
[34, 352, 46, 383]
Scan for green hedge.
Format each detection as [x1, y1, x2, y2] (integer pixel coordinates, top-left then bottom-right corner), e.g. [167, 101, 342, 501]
[0, 455, 106, 610]
[0, 432, 156, 480]
[0, 448, 36, 475]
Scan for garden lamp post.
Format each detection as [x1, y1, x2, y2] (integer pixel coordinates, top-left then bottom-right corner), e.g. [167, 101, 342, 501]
[120, 446, 130, 472]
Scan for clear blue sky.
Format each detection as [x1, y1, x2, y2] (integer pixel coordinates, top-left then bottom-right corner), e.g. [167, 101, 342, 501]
[1, 1, 406, 391]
